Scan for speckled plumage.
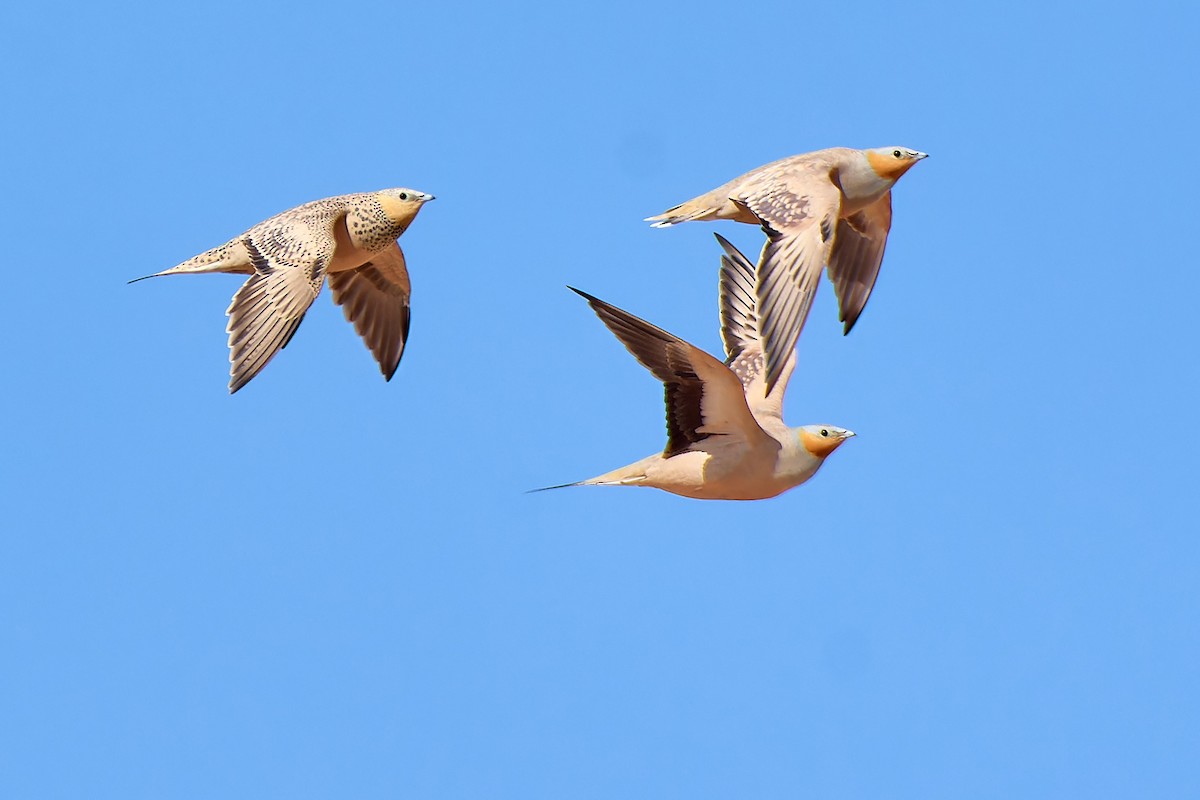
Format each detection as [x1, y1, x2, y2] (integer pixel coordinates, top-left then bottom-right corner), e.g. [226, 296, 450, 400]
[647, 146, 927, 392]
[134, 188, 433, 392]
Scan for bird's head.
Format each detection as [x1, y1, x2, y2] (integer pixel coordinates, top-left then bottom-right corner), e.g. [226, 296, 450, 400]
[797, 425, 856, 458]
[374, 188, 436, 227]
[864, 146, 928, 182]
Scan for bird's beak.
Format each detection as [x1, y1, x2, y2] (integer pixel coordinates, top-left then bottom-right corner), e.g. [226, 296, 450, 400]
[913, 151, 929, 160]
[842, 429, 857, 439]
[422, 193, 436, 202]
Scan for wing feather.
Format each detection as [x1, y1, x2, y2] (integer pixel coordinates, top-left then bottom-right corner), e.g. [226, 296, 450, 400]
[223, 213, 336, 393]
[828, 192, 892, 334]
[715, 234, 796, 421]
[753, 222, 832, 393]
[733, 172, 841, 394]
[226, 267, 323, 393]
[717, 232, 758, 362]
[571, 287, 768, 458]
[328, 242, 412, 381]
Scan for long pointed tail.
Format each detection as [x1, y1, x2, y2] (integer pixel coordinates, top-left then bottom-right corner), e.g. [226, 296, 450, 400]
[644, 200, 715, 228]
[526, 481, 584, 493]
[530, 455, 654, 493]
[128, 242, 252, 284]
[527, 466, 651, 493]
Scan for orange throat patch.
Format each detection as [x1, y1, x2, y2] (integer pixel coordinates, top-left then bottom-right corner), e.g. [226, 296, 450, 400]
[799, 429, 844, 459]
[865, 150, 917, 182]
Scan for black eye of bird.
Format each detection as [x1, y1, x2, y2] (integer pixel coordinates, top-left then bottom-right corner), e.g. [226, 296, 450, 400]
[820, 429, 829, 437]
[398, 192, 409, 200]
[893, 150, 902, 158]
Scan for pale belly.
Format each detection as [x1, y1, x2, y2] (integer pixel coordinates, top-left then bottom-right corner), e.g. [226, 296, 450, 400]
[643, 449, 805, 501]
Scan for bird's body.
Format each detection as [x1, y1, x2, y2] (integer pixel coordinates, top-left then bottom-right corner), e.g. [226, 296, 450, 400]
[543, 236, 854, 501]
[134, 188, 434, 392]
[647, 145, 927, 391]
[577, 425, 833, 501]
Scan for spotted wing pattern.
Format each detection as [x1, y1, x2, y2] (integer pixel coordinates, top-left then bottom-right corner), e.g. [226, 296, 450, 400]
[224, 206, 340, 392]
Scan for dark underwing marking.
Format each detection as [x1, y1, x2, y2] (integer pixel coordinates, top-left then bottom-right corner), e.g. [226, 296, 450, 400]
[280, 311, 307, 349]
[244, 237, 272, 275]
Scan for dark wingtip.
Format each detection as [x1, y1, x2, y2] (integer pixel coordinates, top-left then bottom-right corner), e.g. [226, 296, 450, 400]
[228, 367, 253, 393]
[567, 285, 600, 304]
[127, 274, 157, 284]
[383, 352, 402, 382]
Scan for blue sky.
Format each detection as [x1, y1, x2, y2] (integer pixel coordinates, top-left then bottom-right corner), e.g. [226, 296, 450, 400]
[2, 1, 1197, 797]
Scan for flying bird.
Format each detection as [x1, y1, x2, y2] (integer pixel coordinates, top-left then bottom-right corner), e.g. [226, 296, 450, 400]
[132, 188, 434, 392]
[647, 146, 927, 392]
[536, 235, 855, 500]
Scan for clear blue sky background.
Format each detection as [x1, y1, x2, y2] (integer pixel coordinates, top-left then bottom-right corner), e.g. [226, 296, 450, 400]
[2, 1, 1196, 797]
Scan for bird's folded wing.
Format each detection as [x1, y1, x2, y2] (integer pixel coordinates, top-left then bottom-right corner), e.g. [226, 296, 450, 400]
[328, 242, 412, 381]
[715, 234, 795, 422]
[828, 191, 892, 334]
[571, 288, 769, 458]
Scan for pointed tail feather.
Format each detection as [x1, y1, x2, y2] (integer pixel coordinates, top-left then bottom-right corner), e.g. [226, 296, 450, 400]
[644, 200, 715, 228]
[127, 273, 163, 284]
[528, 462, 652, 493]
[526, 481, 584, 493]
[527, 476, 648, 493]
[129, 242, 253, 284]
